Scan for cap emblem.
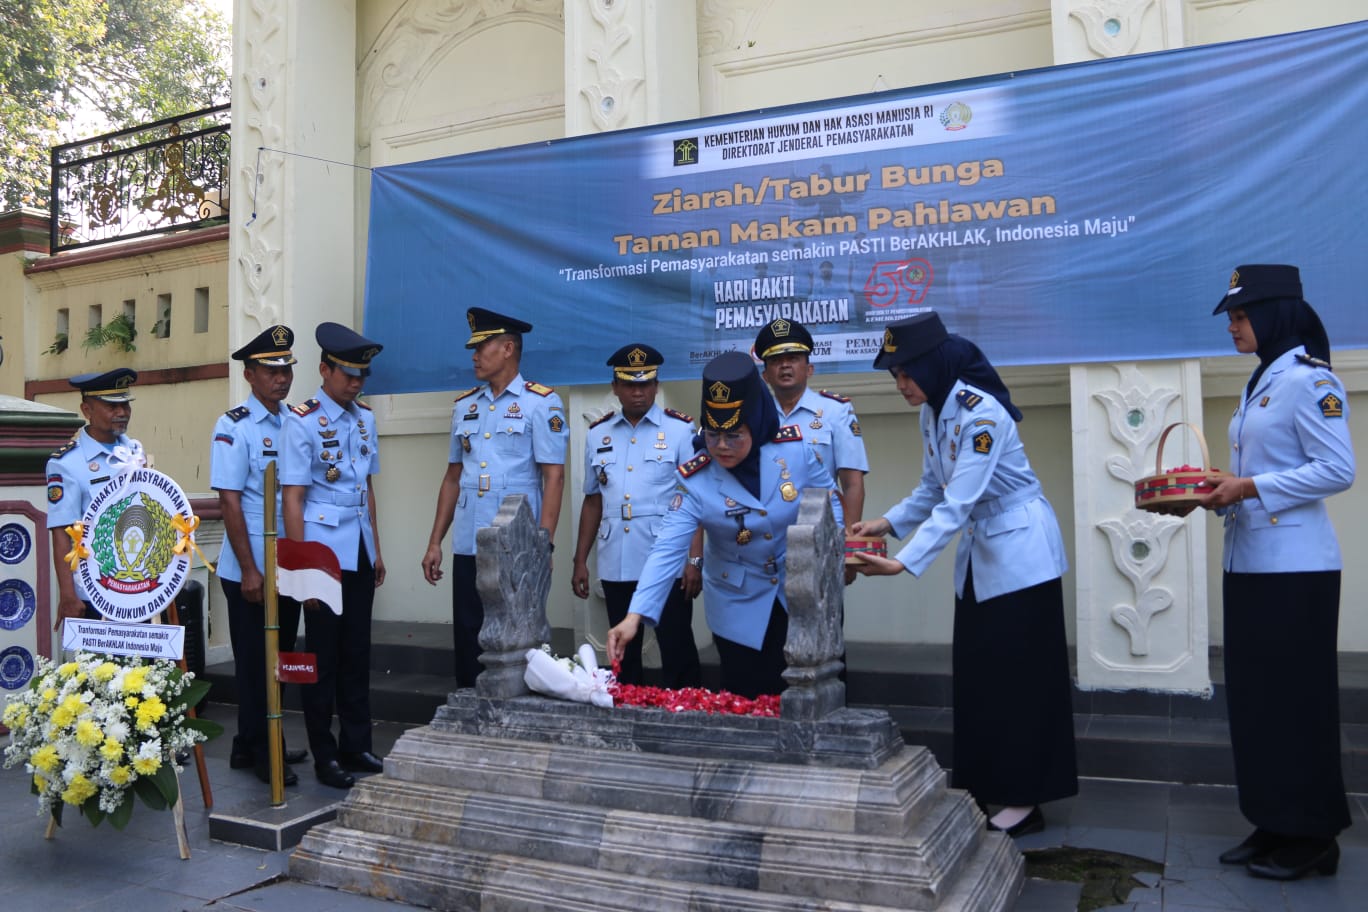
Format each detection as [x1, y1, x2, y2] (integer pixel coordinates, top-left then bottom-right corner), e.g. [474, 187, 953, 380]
[882, 328, 897, 353]
[271, 325, 290, 347]
[1229, 269, 1240, 289]
[628, 347, 648, 368]
[771, 318, 791, 337]
[708, 381, 731, 404]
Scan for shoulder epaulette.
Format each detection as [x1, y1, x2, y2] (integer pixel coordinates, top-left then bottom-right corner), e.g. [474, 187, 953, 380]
[772, 424, 803, 443]
[355, 398, 372, 411]
[1295, 353, 1333, 370]
[678, 452, 712, 477]
[51, 439, 77, 458]
[589, 411, 616, 429]
[225, 405, 250, 422]
[664, 407, 694, 424]
[453, 386, 481, 402]
[525, 381, 554, 397]
[291, 398, 321, 417]
[955, 389, 983, 410]
[818, 389, 851, 404]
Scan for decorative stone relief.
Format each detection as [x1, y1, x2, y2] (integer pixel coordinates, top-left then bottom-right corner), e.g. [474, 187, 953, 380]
[1092, 362, 1179, 484]
[1066, 0, 1161, 58]
[577, 0, 644, 132]
[358, 0, 564, 135]
[233, 0, 287, 330]
[697, 0, 768, 57]
[474, 494, 553, 698]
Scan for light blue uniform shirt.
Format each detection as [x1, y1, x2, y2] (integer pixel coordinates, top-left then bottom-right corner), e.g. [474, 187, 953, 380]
[1221, 347, 1354, 573]
[582, 404, 696, 582]
[209, 394, 286, 583]
[280, 389, 380, 571]
[45, 428, 138, 600]
[884, 380, 1067, 601]
[776, 387, 869, 484]
[448, 373, 567, 556]
[629, 428, 842, 650]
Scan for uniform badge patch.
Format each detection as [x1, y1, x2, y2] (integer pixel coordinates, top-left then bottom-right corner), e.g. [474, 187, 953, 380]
[956, 390, 982, 409]
[47, 485, 63, 504]
[780, 482, 798, 502]
[973, 430, 994, 454]
[214, 433, 235, 446]
[850, 419, 861, 437]
[549, 415, 565, 433]
[669, 492, 683, 512]
[1318, 392, 1343, 418]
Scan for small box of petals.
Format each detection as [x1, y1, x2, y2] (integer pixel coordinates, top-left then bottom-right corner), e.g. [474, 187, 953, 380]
[844, 536, 887, 564]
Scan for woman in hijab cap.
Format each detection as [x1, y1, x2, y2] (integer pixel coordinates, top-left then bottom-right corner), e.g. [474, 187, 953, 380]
[850, 312, 1076, 836]
[607, 351, 841, 698]
[1199, 265, 1353, 880]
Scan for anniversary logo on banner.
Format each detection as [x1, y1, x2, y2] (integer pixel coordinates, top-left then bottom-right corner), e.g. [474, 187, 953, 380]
[362, 20, 1368, 394]
[77, 469, 192, 624]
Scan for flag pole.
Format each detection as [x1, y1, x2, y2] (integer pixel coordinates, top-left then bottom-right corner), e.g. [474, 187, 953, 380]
[263, 461, 286, 807]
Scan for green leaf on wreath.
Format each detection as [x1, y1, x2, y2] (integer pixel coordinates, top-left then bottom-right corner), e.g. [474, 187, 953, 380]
[50, 803, 63, 828]
[148, 762, 179, 807]
[80, 794, 106, 827]
[184, 716, 224, 739]
[108, 791, 135, 830]
[133, 775, 168, 811]
[171, 678, 213, 714]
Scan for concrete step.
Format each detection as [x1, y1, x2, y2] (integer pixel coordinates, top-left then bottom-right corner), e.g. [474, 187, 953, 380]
[203, 622, 1368, 791]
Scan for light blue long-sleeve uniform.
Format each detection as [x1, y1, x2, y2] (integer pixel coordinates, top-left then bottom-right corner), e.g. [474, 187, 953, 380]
[776, 387, 869, 484]
[628, 427, 842, 650]
[448, 373, 567, 556]
[1221, 347, 1354, 573]
[884, 380, 1067, 600]
[280, 390, 379, 571]
[209, 394, 285, 583]
[582, 404, 696, 581]
[45, 429, 139, 600]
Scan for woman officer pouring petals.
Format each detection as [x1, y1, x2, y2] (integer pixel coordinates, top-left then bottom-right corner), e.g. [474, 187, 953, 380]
[1199, 265, 1354, 881]
[607, 351, 842, 699]
[849, 312, 1077, 837]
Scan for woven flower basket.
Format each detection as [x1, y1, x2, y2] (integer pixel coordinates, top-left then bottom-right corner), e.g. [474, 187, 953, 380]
[1134, 422, 1230, 517]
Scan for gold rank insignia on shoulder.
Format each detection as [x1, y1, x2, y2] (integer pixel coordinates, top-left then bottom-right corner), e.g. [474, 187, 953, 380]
[679, 452, 711, 477]
[525, 381, 554, 397]
[818, 389, 851, 403]
[664, 407, 693, 424]
[226, 405, 250, 422]
[291, 398, 321, 417]
[956, 390, 982, 409]
[1318, 392, 1343, 418]
[589, 411, 616, 429]
[973, 430, 994, 454]
[454, 387, 481, 403]
[772, 424, 803, 443]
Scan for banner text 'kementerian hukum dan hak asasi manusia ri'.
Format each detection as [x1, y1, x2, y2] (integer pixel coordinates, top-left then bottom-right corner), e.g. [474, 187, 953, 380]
[362, 19, 1368, 394]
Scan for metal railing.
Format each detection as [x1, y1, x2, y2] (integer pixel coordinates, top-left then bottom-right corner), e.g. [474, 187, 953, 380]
[49, 103, 231, 254]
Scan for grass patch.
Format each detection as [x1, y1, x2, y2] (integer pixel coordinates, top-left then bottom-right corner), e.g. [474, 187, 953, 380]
[1024, 847, 1164, 912]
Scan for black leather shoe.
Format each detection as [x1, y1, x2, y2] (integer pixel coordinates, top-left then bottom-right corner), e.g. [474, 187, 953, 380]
[1219, 828, 1282, 865]
[284, 746, 308, 765]
[254, 763, 298, 787]
[315, 761, 355, 789]
[988, 806, 1045, 837]
[337, 751, 384, 773]
[1247, 838, 1338, 881]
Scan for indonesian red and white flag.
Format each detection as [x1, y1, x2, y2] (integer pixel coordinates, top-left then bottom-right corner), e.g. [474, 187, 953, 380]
[276, 539, 343, 615]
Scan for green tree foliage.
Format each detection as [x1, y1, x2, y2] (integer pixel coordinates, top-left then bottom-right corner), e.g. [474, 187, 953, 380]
[0, 0, 229, 211]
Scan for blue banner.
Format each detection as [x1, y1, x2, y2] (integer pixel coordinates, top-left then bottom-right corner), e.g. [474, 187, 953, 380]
[363, 20, 1368, 395]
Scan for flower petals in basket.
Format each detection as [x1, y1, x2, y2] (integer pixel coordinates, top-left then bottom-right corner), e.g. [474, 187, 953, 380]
[1134, 422, 1231, 517]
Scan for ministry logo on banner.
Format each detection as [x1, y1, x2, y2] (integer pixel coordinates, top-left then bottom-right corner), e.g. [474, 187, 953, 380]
[78, 469, 192, 623]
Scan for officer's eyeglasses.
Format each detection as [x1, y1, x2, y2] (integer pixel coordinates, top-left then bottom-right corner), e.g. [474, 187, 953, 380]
[703, 430, 750, 448]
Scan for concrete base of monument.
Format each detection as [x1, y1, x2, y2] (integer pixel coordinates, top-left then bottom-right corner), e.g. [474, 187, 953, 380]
[289, 693, 1023, 912]
[207, 790, 341, 852]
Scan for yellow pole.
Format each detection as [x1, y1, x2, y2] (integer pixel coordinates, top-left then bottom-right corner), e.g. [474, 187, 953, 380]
[263, 461, 285, 807]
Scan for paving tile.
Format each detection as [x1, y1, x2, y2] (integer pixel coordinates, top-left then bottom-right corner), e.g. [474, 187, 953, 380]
[1160, 865, 1293, 911]
[1062, 825, 1167, 864]
[1012, 876, 1083, 912]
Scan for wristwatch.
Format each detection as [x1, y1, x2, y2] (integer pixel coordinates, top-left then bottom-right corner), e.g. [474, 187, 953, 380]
[687, 556, 703, 569]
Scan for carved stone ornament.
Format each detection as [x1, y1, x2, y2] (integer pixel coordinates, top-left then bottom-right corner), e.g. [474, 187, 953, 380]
[1067, 0, 1161, 58]
[474, 494, 554, 698]
[578, 0, 645, 132]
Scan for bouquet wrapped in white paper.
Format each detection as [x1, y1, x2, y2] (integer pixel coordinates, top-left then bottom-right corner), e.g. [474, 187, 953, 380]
[524, 643, 615, 708]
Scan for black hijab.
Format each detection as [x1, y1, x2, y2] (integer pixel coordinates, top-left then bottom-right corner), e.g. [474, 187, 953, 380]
[900, 335, 1023, 422]
[1244, 297, 1331, 397]
[697, 352, 780, 499]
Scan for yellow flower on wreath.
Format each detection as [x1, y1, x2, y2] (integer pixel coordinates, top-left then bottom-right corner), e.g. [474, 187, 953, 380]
[109, 766, 131, 786]
[61, 773, 97, 805]
[30, 744, 59, 775]
[75, 719, 104, 747]
[135, 695, 167, 730]
[132, 754, 160, 776]
[1, 701, 26, 729]
[100, 737, 123, 762]
[50, 694, 88, 729]
[93, 661, 119, 684]
[33, 774, 47, 792]
[57, 661, 79, 679]
[122, 665, 149, 694]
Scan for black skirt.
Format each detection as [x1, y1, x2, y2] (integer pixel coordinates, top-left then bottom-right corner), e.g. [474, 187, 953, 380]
[1223, 570, 1350, 837]
[950, 569, 1078, 806]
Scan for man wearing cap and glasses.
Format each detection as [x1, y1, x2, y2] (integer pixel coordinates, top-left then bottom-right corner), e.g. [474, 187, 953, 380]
[421, 307, 568, 687]
[46, 368, 142, 630]
[282, 323, 386, 789]
[570, 344, 702, 688]
[211, 325, 309, 785]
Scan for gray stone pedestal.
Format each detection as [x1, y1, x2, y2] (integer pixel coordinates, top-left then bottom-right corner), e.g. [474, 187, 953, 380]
[288, 494, 1023, 910]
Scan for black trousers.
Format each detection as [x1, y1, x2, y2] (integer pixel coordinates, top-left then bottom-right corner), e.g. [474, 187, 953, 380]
[602, 578, 700, 688]
[949, 568, 1078, 807]
[301, 544, 375, 765]
[221, 578, 300, 762]
[451, 554, 483, 687]
[1224, 570, 1350, 837]
[712, 599, 789, 699]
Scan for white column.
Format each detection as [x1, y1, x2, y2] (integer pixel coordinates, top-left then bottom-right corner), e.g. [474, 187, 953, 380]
[1053, 0, 1209, 693]
[229, 0, 357, 402]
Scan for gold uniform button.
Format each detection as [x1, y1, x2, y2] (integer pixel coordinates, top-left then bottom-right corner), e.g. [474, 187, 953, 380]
[489, 404, 495, 411]
[770, 577, 778, 585]
[721, 571, 729, 579]
[484, 432, 491, 439]
[1270, 516, 1278, 524]
[624, 526, 630, 533]
[317, 513, 325, 520]
[627, 465, 633, 472]
[764, 533, 773, 540]
[630, 437, 637, 444]
[480, 461, 487, 468]
[759, 510, 768, 516]
[624, 493, 631, 500]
